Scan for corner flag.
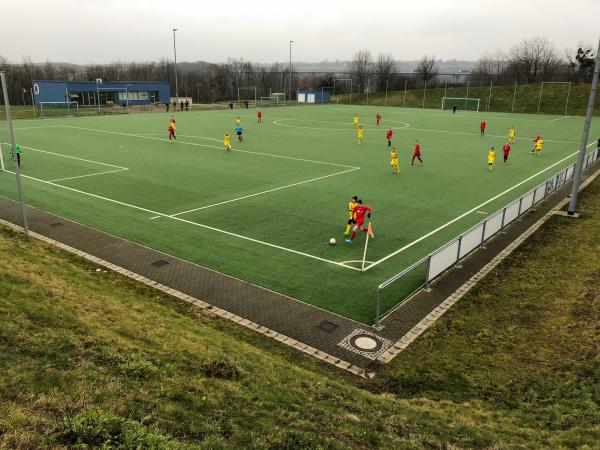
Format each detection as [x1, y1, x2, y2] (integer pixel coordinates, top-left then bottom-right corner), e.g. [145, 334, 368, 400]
[367, 222, 374, 238]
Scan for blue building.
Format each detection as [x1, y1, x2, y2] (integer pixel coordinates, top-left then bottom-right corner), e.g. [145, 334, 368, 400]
[32, 80, 171, 107]
[296, 89, 331, 104]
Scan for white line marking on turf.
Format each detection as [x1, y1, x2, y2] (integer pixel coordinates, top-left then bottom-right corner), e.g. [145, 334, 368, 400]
[476, 210, 488, 214]
[363, 145, 595, 272]
[149, 216, 161, 220]
[7, 171, 360, 271]
[47, 168, 128, 183]
[2, 143, 128, 170]
[170, 167, 359, 217]
[63, 126, 359, 169]
[547, 116, 571, 122]
[401, 128, 578, 145]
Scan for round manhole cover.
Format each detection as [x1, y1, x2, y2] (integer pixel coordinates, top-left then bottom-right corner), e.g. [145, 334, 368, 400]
[350, 334, 383, 352]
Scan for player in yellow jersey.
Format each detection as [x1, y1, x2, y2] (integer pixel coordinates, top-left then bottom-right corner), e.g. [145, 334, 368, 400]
[487, 147, 496, 171]
[357, 126, 363, 144]
[224, 133, 232, 152]
[508, 126, 516, 144]
[353, 113, 359, 128]
[390, 147, 399, 173]
[344, 196, 358, 236]
[235, 116, 241, 126]
[533, 137, 543, 156]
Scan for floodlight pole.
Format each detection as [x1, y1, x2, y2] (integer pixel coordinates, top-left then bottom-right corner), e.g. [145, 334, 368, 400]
[537, 82, 543, 113]
[289, 40, 294, 104]
[173, 28, 179, 101]
[511, 81, 517, 112]
[403, 79, 407, 107]
[487, 79, 493, 111]
[384, 79, 388, 106]
[567, 38, 600, 216]
[422, 79, 427, 108]
[564, 82, 571, 115]
[1, 71, 29, 236]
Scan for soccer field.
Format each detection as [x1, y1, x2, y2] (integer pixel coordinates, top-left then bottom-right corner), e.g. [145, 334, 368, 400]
[1, 105, 598, 323]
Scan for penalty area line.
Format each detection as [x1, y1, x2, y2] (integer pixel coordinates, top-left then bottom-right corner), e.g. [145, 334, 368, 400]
[363, 147, 591, 272]
[9, 171, 361, 272]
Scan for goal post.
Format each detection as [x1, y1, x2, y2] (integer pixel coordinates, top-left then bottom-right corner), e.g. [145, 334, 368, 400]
[537, 81, 572, 115]
[37, 101, 80, 118]
[237, 86, 257, 107]
[257, 96, 281, 107]
[441, 97, 480, 112]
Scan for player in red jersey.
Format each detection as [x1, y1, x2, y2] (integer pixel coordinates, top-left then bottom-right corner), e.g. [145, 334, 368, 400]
[376, 113, 381, 127]
[412, 139, 423, 165]
[502, 142, 511, 165]
[257, 110, 262, 123]
[345, 200, 372, 244]
[386, 128, 393, 146]
[480, 120, 486, 136]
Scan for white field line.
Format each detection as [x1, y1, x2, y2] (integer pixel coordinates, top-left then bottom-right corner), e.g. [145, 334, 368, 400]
[402, 128, 578, 145]
[476, 211, 488, 214]
[363, 145, 594, 272]
[1, 143, 128, 170]
[63, 125, 358, 169]
[47, 168, 129, 183]
[170, 167, 359, 217]
[149, 216, 161, 220]
[273, 118, 410, 132]
[548, 116, 571, 122]
[7, 171, 361, 272]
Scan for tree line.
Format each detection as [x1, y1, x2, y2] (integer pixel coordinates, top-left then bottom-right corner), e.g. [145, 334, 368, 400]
[0, 37, 595, 106]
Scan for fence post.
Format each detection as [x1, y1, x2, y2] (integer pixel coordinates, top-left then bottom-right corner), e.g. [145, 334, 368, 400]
[424, 256, 432, 291]
[480, 220, 487, 249]
[500, 207, 507, 229]
[455, 235, 463, 268]
[517, 196, 523, 217]
[375, 288, 381, 325]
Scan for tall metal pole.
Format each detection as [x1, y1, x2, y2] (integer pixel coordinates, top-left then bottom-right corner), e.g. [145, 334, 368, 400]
[403, 79, 407, 107]
[172, 28, 179, 101]
[537, 82, 544, 113]
[422, 79, 426, 108]
[384, 79, 388, 107]
[0, 71, 29, 236]
[511, 81, 517, 112]
[567, 38, 600, 216]
[444, 80, 447, 98]
[487, 79, 493, 111]
[564, 82, 572, 116]
[289, 40, 293, 104]
[366, 78, 369, 105]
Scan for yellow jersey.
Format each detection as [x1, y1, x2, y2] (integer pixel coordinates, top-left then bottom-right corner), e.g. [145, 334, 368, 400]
[353, 116, 359, 125]
[224, 135, 231, 146]
[535, 139, 543, 150]
[348, 201, 357, 219]
[169, 121, 176, 130]
[235, 118, 241, 125]
[488, 150, 496, 163]
[357, 129, 363, 139]
[390, 150, 398, 160]
[508, 128, 515, 138]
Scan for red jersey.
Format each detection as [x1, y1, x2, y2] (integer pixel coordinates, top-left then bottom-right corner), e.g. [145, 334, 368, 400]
[386, 129, 393, 139]
[376, 114, 381, 123]
[413, 143, 421, 156]
[352, 204, 372, 224]
[480, 121, 486, 129]
[502, 144, 511, 155]
[257, 111, 262, 117]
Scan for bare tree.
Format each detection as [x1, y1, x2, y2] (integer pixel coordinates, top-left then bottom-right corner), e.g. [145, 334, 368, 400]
[374, 53, 396, 91]
[509, 37, 561, 83]
[568, 45, 595, 82]
[350, 50, 372, 94]
[414, 54, 438, 84]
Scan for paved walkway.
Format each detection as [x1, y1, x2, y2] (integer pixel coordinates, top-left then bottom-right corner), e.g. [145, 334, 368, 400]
[1, 163, 596, 376]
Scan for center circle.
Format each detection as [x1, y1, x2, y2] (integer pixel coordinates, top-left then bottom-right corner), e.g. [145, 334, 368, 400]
[353, 336, 378, 350]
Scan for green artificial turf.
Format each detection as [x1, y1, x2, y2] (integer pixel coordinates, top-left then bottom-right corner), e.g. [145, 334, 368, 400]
[1, 105, 598, 323]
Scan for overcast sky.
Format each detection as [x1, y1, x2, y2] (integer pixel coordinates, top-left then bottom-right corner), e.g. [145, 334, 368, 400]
[1, 0, 598, 64]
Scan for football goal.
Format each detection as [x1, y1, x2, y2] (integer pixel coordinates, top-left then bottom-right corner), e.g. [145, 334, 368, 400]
[442, 97, 481, 112]
[257, 96, 282, 107]
[37, 101, 80, 119]
[537, 82, 571, 115]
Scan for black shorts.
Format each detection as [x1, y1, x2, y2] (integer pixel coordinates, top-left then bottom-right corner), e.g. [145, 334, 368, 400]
[237, 132, 242, 136]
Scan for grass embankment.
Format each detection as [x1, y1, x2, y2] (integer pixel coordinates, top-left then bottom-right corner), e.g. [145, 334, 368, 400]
[335, 82, 600, 115]
[1, 177, 600, 448]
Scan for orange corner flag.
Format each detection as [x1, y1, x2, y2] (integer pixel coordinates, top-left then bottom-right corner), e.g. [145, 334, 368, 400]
[367, 222, 374, 238]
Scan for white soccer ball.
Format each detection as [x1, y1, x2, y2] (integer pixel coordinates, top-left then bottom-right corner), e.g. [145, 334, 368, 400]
[329, 238, 336, 245]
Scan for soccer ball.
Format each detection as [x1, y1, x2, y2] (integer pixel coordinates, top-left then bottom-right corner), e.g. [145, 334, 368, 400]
[329, 238, 336, 245]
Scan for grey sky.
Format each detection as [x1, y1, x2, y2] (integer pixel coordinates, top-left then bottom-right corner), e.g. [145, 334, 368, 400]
[2, 0, 598, 64]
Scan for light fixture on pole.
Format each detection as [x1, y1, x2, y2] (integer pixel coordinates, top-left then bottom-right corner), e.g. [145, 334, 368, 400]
[172, 28, 179, 101]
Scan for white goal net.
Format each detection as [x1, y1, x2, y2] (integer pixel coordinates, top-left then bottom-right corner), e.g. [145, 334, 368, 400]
[37, 101, 80, 118]
[442, 97, 481, 112]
